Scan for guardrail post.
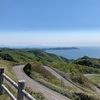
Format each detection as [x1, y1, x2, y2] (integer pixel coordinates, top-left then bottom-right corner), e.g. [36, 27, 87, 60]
[0, 68, 4, 95]
[17, 80, 25, 100]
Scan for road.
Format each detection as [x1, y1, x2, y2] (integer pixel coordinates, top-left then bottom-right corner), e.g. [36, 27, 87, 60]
[42, 65, 100, 93]
[42, 65, 82, 92]
[84, 74, 100, 77]
[13, 65, 71, 100]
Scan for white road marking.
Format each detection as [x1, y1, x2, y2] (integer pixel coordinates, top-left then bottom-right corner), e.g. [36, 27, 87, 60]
[38, 88, 44, 92]
[51, 95, 59, 100]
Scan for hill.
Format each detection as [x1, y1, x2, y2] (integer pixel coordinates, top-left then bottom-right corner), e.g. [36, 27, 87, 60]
[0, 48, 100, 100]
[0, 48, 68, 63]
[75, 56, 100, 68]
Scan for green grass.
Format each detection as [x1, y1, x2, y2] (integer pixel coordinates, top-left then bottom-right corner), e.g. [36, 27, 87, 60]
[0, 49, 68, 63]
[1, 48, 100, 99]
[25, 87, 46, 100]
[0, 60, 17, 82]
[73, 92, 100, 100]
[87, 76, 100, 88]
[0, 60, 17, 100]
[0, 50, 36, 62]
[47, 62, 95, 91]
[75, 56, 100, 69]
[24, 63, 66, 89]
[23, 63, 74, 99]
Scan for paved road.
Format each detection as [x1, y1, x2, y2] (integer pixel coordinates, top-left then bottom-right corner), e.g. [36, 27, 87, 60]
[13, 65, 71, 100]
[42, 65, 82, 92]
[84, 74, 100, 77]
[42, 65, 100, 93]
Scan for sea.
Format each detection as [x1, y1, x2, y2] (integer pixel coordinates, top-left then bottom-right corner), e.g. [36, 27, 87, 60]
[46, 46, 100, 60]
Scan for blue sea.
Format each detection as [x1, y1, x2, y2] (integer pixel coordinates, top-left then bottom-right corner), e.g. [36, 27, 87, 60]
[46, 47, 100, 60]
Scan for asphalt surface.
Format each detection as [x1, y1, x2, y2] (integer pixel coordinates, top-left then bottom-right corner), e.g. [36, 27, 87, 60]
[42, 65, 82, 92]
[13, 65, 71, 100]
[84, 74, 100, 77]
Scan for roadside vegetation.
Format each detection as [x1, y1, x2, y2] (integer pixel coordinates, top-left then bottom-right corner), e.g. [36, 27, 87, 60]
[23, 63, 73, 99]
[25, 87, 46, 100]
[0, 49, 68, 63]
[0, 48, 100, 100]
[87, 76, 100, 89]
[73, 92, 100, 100]
[0, 60, 17, 100]
[0, 61, 46, 100]
[75, 56, 100, 69]
[47, 62, 100, 91]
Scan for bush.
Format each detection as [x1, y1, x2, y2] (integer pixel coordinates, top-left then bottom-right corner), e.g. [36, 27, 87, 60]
[23, 63, 31, 76]
[25, 87, 46, 100]
[74, 93, 99, 100]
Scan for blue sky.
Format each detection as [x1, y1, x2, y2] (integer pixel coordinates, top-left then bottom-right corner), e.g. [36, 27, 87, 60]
[0, 0, 100, 47]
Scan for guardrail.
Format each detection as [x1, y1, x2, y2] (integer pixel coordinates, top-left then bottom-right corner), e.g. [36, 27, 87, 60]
[0, 68, 36, 100]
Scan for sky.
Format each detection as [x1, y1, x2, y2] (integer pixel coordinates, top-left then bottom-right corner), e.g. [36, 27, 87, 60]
[0, 0, 100, 47]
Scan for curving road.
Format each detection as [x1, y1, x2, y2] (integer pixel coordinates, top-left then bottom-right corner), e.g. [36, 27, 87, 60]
[13, 65, 71, 100]
[42, 65, 82, 92]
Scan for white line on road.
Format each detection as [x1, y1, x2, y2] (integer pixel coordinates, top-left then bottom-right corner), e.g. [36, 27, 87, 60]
[38, 88, 44, 92]
[51, 95, 59, 100]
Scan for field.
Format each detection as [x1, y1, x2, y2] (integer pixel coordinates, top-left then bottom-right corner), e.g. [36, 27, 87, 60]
[87, 76, 100, 88]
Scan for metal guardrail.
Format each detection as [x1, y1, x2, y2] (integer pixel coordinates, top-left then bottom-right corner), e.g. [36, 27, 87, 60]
[0, 68, 36, 100]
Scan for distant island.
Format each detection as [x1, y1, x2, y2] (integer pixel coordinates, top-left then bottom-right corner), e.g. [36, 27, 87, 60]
[0, 47, 79, 51]
[41, 47, 79, 51]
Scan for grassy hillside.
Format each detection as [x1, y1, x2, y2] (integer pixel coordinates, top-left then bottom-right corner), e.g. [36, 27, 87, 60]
[0, 60, 17, 100]
[0, 48, 100, 100]
[23, 63, 73, 99]
[75, 56, 100, 68]
[0, 48, 100, 91]
[87, 76, 100, 89]
[29, 50, 68, 62]
[47, 62, 95, 91]
[0, 50, 36, 62]
[24, 62, 100, 99]
[24, 63, 66, 88]
[0, 49, 68, 63]
[0, 60, 46, 100]
[0, 48, 68, 100]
